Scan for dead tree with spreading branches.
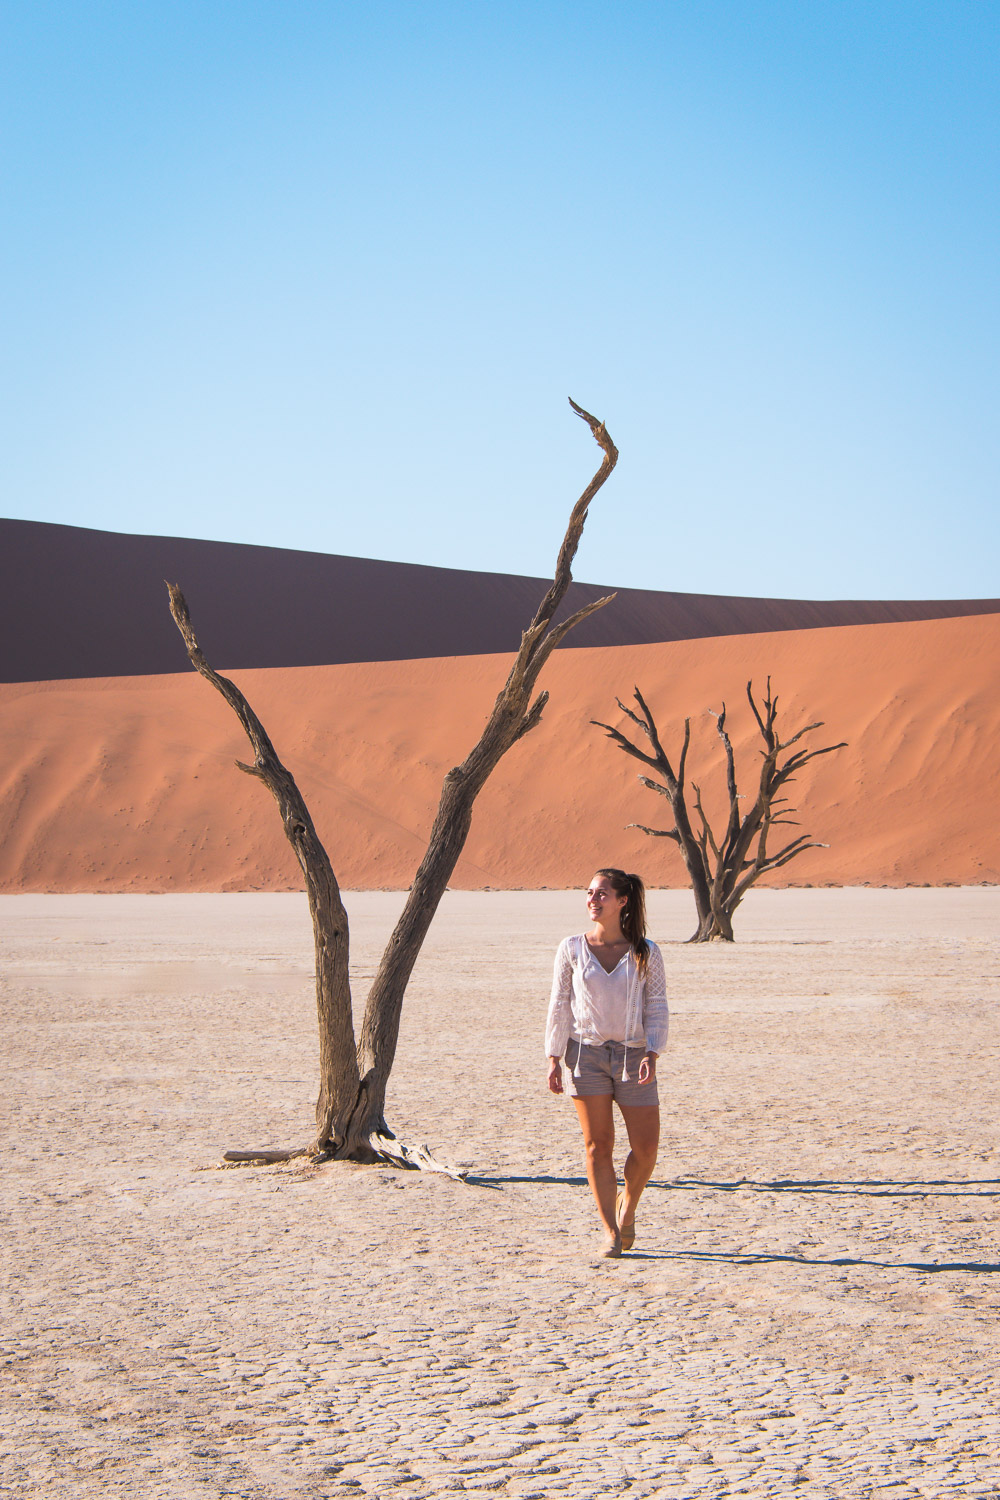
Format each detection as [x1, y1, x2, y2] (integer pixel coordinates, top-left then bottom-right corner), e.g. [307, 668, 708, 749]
[594, 679, 845, 942]
[167, 399, 617, 1171]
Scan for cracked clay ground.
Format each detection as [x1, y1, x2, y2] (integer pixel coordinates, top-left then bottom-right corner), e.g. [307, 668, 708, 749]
[1, 887, 998, 1499]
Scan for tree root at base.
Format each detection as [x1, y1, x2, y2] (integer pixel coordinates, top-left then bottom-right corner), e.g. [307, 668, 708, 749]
[367, 1132, 468, 1179]
[221, 1131, 468, 1180]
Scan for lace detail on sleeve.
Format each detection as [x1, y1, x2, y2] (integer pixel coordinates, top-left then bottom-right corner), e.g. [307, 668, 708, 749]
[544, 937, 576, 1058]
[642, 941, 669, 1055]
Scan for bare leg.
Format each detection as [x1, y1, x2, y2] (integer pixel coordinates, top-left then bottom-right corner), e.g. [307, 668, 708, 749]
[572, 1094, 621, 1256]
[616, 1103, 660, 1240]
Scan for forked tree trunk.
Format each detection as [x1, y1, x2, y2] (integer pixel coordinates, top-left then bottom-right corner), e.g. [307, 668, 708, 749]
[690, 902, 734, 943]
[169, 399, 618, 1164]
[594, 680, 845, 942]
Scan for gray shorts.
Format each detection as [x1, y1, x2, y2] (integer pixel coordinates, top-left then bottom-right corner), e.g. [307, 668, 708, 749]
[564, 1037, 659, 1108]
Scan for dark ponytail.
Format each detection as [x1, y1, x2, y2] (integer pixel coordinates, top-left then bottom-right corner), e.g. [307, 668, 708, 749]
[597, 867, 650, 977]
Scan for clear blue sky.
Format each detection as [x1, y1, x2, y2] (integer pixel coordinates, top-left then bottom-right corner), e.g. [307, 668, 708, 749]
[2, 1, 997, 599]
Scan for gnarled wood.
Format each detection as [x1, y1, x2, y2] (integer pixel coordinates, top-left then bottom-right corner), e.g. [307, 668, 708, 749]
[596, 677, 845, 941]
[169, 398, 618, 1165]
[167, 584, 361, 1150]
[343, 399, 617, 1153]
[368, 1131, 470, 1180]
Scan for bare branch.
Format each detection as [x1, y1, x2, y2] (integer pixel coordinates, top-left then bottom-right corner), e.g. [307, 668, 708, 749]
[676, 718, 691, 791]
[515, 690, 549, 741]
[770, 741, 848, 790]
[747, 679, 768, 741]
[632, 685, 675, 777]
[711, 702, 742, 858]
[729, 837, 830, 906]
[777, 720, 826, 751]
[592, 719, 661, 770]
[692, 782, 721, 860]
[628, 822, 682, 843]
[519, 399, 618, 656]
[526, 592, 617, 680]
[615, 697, 649, 732]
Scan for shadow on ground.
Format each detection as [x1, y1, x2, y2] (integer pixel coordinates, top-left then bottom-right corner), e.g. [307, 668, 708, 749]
[465, 1173, 1000, 1273]
[474, 1173, 1000, 1199]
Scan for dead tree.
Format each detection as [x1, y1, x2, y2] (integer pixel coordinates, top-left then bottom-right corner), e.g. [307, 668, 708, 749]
[594, 678, 845, 942]
[168, 398, 617, 1169]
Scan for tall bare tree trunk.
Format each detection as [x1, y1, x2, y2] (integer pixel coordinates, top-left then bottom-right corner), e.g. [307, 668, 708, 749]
[169, 399, 618, 1164]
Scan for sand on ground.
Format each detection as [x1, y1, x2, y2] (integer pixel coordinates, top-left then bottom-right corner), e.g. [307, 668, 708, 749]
[2, 888, 998, 1499]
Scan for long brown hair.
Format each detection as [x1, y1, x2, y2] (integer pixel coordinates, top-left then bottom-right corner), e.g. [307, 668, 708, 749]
[596, 868, 649, 976]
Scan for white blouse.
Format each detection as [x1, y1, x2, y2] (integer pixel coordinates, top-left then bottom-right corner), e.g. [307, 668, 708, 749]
[544, 935, 669, 1061]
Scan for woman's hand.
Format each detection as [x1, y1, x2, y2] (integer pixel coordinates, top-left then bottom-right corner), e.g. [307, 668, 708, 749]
[547, 1056, 564, 1094]
[637, 1052, 658, 1085]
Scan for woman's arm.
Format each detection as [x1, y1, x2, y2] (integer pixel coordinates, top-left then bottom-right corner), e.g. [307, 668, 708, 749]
[642, 942, 669, 1057]
[543, 937, 576, 1062]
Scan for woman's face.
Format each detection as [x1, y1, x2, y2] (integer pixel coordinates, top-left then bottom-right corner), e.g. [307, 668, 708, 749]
[586, 873, 627, 926]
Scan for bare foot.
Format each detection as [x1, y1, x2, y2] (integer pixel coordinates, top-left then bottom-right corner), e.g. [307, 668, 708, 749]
[616, 1190, 636, 1251]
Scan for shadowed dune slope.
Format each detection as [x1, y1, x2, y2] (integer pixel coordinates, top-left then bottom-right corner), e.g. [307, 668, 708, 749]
[3, 517, 998, 683]
[1, 612, 997, 892]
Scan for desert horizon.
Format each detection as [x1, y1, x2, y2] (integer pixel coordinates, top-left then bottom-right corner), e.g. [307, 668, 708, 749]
[4, 517, 998, 684]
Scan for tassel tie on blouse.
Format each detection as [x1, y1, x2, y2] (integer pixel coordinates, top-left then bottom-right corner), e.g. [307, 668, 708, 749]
[571, 939, 642, 1082]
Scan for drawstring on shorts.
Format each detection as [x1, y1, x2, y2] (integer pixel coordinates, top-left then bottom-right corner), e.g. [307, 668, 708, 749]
[570, 1037, 633, 1082]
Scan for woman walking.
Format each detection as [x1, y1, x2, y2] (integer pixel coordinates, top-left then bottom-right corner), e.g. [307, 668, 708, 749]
[546, 869, 668, 1257]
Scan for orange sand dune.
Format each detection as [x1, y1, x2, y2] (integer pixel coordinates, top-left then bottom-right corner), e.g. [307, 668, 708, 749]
[1, 612, 997, 892]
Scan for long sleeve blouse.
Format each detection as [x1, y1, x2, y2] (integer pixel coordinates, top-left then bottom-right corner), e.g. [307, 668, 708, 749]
[544, 935, 669, 1062]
